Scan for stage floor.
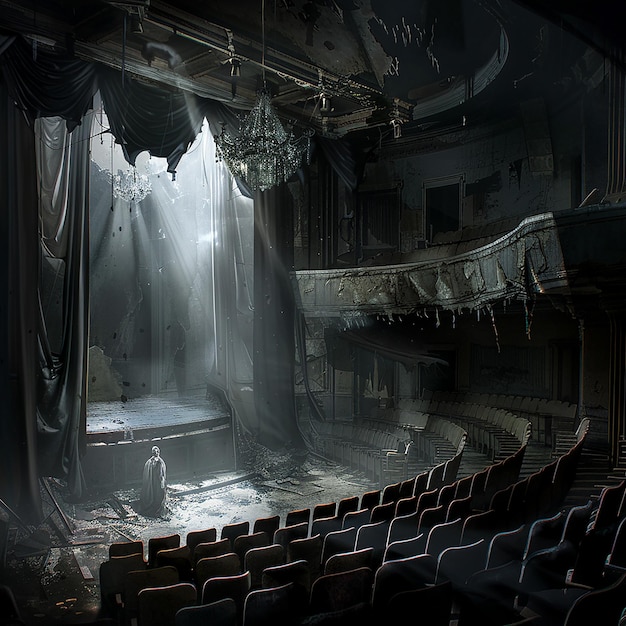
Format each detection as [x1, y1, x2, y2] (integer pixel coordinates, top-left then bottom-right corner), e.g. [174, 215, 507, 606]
[86, 391, 229, 435]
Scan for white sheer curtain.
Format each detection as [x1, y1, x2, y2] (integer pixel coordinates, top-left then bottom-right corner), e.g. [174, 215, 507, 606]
[197, 121, 256, 432]
[89, 116, 257, 434]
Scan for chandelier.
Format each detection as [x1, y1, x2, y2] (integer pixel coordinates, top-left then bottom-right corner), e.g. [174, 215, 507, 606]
[112, 169, 152, 203]
[214, 90, 312, 192]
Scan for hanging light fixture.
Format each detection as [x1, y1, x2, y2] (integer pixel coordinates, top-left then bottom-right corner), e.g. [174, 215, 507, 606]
[214, 0, 312, 192]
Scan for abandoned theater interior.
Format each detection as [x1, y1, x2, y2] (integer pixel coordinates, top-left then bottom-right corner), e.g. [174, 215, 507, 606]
[1, 0, 626, 624]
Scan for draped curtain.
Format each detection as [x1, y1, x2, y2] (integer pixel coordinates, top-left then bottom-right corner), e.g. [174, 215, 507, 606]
[0, 34, 360, 520]
[253, 187, 304, 449]
[36, 115, 92, 499]
[0, 37, 97, 521]
[0, 84, 43, 524]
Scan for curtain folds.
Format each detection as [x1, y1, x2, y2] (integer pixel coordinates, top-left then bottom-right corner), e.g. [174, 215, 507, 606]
[0, 36, 97, 131]
[35, 116, 92, 500]
[0, 86, 44, 524]
[253, 187, 305, 449]
[98, 66, 205, 177]
[0, 35, 327, 517]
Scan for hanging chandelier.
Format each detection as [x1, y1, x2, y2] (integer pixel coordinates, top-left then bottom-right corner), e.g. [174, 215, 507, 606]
[214, 90, 311, 192]
[213, 0, 312, 192]
[112, 168, 152, 203]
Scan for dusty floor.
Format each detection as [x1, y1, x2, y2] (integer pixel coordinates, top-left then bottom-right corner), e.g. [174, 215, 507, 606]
[3, 438, 381, 625]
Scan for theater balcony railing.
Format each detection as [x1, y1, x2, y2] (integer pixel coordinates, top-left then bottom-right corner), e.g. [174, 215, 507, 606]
[291, 213, 569, 320]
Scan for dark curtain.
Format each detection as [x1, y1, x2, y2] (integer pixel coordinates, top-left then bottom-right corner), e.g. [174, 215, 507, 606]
[253, 186, 304, 449]
[0, 36, 96, 131]
[0, 85, 43, 524]
[0, 36, 97, 511]
[36, 116, 93, 499]
[0, 34, 325, 515]
[201, 98, 257, 199]
[316, 135, 364, 192]
[98, 67, 204, 177]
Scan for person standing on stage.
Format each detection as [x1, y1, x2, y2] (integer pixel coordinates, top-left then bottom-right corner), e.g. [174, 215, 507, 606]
[140, 445, 167, 517]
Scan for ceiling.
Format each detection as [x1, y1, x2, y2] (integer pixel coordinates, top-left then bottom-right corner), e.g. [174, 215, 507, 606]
[0, 0, 622, 142]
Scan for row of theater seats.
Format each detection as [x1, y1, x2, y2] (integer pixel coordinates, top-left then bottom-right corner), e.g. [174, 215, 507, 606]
[426, 389, 578, 448]
[98, 417, 597, 626]
[310, 414, 467, 486]
[389, 397, 531, 461]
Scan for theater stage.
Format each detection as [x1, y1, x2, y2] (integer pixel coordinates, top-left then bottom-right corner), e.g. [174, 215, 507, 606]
[82, 390, 236, 492]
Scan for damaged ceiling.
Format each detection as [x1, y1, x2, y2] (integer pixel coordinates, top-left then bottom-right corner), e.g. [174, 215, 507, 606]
[0, 0, 619, 142]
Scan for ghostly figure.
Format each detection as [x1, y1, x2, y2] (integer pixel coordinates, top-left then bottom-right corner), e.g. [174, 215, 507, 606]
[140, 446, 167, 517]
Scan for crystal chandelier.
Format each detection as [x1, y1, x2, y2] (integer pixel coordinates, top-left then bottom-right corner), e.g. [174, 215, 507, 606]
[112, 169, 152, 203]
[214, 90, 311, 192]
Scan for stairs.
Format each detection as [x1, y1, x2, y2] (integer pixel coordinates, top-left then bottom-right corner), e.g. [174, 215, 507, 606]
[563, 443, 625, 508]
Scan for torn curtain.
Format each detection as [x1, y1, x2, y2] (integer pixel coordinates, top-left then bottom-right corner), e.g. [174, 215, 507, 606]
[0, 37, 96, 519]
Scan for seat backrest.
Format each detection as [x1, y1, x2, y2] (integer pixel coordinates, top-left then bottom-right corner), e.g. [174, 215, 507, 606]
[324, 547, 374, 575]
[174, 597, 237, 626]
[336, 496, 360, 521]
[387, 509, 420, 546]
[109, 540, 144, 559]
[285, 508, 311, 529]
[412, 471, 430, 499]
[147, 534, 181, 568]
[233, 531, 270, 563]
[564, 573, 626, 626]
[395, 495, 418, 518]
[321, 526, 358, 566]
[273, 522, 309, 550]
[591, 479, 626, 531]
[427, 462, 447, 491]
[252, 515, 280, 538]
[454, 474, 474, 500]
[201, 570, 252, 623]
[524, 511, 566, 559]
[460, 509, 500, 546]
[137, 582, 197, 626]
[243, 543, 285, 589]
[436, 483, 457, 509]
[185, 528, 217, 556]
[399, 477, 417, 499]
[360, 490, 381, 510]
[261, 558, 312, 596]
[221, 521, 251, 549]
[386, 580, 453, 626]
[124, 566, 179, 625]
[309, 567, 374, 614]
[310, 515, 342, 538]
[561, 500, 593, 548]
[485, 524, 529, 570]
[355, 520, 390, 568]
[192, 538, 232, 567]
[243, 582, 305, 626]
[195, 552, 242, 590]
[435, 538, 488, 587]
[286, 533, 323, 581]
[382, 533, 426, 563]
[370, 501, 395, 524]
[313, 502, 337, 521]
[417, 505, 447, 536]
[381, 482, 402, 505]
[518, 540, 579, 593]
[425, 518, 463, 560]
[446, 495, 472, 523]
[371, 553, 437, 608]
[342, 508, 371, 531]
[154, 546, 193, 583]
[99, 553, 148, 617]
[416, 489, 439, 515]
